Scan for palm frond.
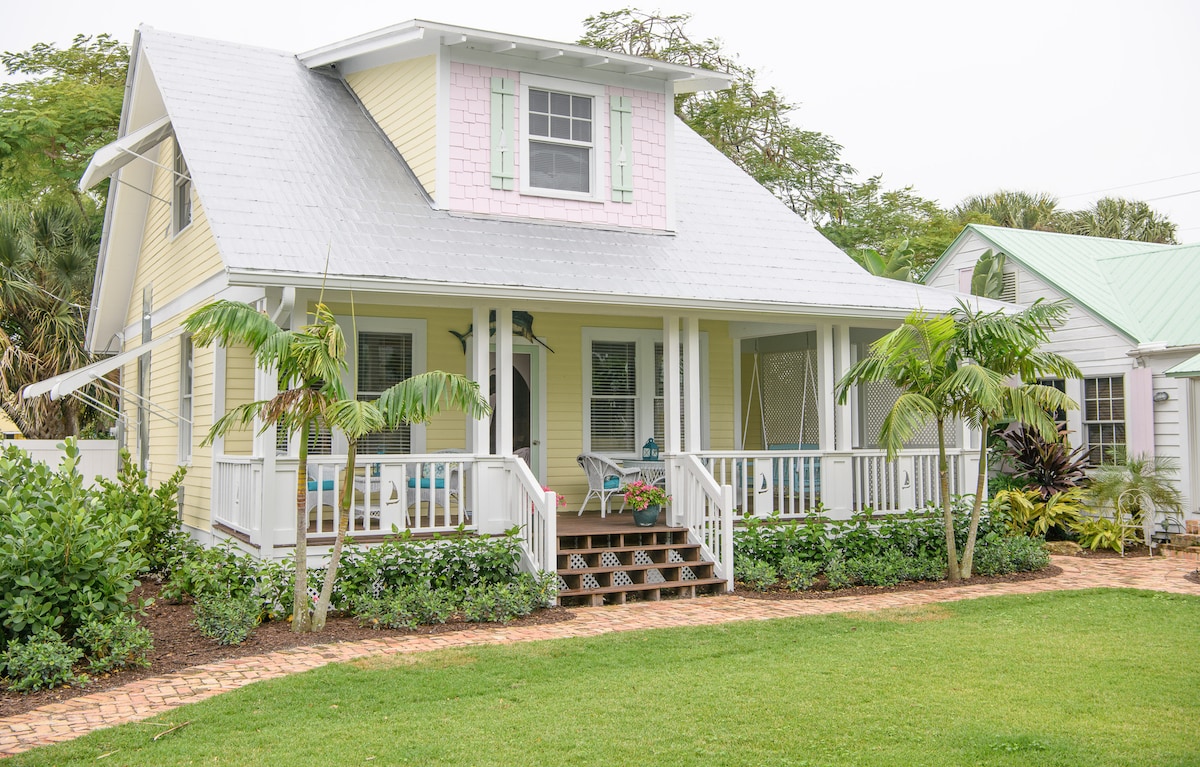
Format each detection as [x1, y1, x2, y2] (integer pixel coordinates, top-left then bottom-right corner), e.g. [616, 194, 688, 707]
[184, 300, 282, 350]
[376, 371, 491, 426]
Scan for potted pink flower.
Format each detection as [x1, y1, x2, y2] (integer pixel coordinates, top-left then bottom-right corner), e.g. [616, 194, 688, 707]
[623, 481, 670, 526]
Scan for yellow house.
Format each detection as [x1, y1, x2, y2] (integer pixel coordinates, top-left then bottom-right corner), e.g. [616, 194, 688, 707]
[34, 22, 990, 601]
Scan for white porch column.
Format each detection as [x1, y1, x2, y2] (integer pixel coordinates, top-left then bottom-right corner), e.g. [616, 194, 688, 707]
[495, 308, 514, 456]
[834, 324, 853, 452]
[818, 322, 836, 452]
[469, 305, 491, 455]
[663, 315, 682, 455]
[683, 316, 702, 453]
[253, 360, 278, 551]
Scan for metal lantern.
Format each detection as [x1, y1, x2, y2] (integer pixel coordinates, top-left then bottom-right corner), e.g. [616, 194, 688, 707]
[643, 437, 659, 461]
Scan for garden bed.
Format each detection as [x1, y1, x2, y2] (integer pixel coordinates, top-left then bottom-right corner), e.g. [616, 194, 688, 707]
[0, 581, 574, 719]
[735, 563, 1063, 600]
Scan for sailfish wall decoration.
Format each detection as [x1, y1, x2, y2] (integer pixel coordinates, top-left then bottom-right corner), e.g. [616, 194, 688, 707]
[450, 310, 554, 353]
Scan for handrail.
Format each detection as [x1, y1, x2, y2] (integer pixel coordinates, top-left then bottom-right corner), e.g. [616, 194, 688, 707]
[506, 456, 558, 589]
[671, 454, 734, 591]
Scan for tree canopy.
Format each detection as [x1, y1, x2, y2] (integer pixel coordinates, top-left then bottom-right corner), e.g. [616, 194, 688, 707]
[0, 34, 128, 205]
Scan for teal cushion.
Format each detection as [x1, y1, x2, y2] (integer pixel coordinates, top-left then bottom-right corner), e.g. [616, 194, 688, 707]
[408, 477, 446, 489]
[306, 479, 335, 491]
[603, 476, 620, 490]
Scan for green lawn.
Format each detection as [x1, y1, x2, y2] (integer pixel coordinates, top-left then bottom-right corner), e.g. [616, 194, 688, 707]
[12, 589, 1200, 767]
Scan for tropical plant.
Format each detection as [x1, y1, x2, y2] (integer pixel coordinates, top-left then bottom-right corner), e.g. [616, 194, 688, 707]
[1056, 197, 1177, 244]
[0, 199, 110, 438]
[949, 298, 1079, 577]
[1073, 517, 1132, 553]
[952, 190, 1060, 231]
[850, 239, 914, 282]
[969, 249, 1007, 299]
[996, 422, 1090, 500]
[184, 300, 490, 632]
[1086, 454, 1184, 528]
[991, 488, 1087, 538]
[836, 310, 969, 579]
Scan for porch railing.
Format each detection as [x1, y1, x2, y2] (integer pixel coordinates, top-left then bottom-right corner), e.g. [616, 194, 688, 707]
[697, 447, 977, 519]
[668, 454, 735, 590]
[287, 454, 474, 538]
[213, 456, 261, 535]
[503, 456, 557, 577]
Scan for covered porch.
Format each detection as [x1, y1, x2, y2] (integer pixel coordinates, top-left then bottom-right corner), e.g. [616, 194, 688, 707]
[207, 295, 980, 581]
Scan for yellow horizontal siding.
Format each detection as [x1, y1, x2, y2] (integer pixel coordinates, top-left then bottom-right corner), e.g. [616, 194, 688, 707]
[125, 140, 224, 330]
[345, 56, 438, 198]
[120, 307, 214, 532]
[222, 345, 256, 456]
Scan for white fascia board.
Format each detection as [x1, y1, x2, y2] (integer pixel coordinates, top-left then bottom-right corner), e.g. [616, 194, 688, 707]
[224, 268, 927, 321]
[302, 19, 731, 93]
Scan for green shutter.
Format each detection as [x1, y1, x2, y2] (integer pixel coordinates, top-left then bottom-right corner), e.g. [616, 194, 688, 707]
[490, 77, 515, 191]
[609, 95, 633, 203]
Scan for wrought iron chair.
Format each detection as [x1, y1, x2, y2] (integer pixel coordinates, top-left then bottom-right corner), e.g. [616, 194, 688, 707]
[576, 452, 640, 518]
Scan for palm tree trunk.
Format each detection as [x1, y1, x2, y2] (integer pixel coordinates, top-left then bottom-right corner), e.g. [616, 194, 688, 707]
[292, 422, 312, 633]
[959, 422, 990, 579]
[312, 438, 356, 632]
[938, 418, 961, 581]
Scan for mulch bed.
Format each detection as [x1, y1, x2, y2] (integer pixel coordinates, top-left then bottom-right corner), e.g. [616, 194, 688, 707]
[0, 582, 574, 719]
[734, 564, 1063, 601]
[1185, 571, 1200, 586]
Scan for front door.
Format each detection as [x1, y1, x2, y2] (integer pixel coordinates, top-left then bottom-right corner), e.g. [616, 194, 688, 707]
[490, 347, 543, 479]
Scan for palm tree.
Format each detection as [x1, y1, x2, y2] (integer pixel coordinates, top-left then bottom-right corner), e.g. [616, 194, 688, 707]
[836, 311, 972, 580]
[1056, 197, 1177, 244]
[0, 199, 107, 438]
[1087, 454, 1184, 529]
[949, 299, 1079, 577]
[185, 300, 490, 632]
[953, 190, 1059, 231]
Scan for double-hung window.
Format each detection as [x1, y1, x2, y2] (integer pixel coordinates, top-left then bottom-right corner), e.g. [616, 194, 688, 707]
[357, 331, 414, 454]
[522, 76, 603, 199]
[178, 335, 194, 463]
[1083, 375, 1125, 465]
[584, 329, 705, 456]
[172, 142, 192, 234]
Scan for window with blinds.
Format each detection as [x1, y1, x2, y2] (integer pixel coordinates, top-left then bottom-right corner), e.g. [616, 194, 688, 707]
[358, 331, 413, 454]
[589, 341, 637, 453]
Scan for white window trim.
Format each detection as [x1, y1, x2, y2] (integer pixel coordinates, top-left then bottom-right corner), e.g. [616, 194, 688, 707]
[177, 334, 194, 465]
[171, 141, 193, 238]
[1082, 373, 1127, 465]
[582, 327, 708, 457]
[337, 316, 428, 454]
[519, 74, 606, 203]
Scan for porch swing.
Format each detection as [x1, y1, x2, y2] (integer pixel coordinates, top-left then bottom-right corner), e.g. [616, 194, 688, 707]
[740, 334, 822, 500]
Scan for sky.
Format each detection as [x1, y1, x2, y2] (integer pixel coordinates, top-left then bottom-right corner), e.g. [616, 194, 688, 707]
[6, 0, 1200, 238]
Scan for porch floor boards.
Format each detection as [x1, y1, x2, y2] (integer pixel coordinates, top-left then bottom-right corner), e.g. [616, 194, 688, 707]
[556, 511, 724, 607]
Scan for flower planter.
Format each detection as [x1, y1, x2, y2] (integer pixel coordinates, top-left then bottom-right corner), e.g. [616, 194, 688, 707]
[632, 504, 661, 527]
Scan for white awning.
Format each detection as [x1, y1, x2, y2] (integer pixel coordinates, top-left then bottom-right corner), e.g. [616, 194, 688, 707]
[78, 116, 174, 191]
[23, 327, 185, 401]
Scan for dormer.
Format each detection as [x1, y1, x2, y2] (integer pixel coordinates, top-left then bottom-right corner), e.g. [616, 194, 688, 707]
[299, 21, 730, 231]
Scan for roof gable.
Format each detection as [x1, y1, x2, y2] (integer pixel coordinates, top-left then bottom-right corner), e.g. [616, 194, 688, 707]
[88, 26, 1004, 333]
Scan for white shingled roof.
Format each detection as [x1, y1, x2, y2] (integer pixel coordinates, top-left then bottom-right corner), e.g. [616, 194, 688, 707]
[122, 26, 990, 319]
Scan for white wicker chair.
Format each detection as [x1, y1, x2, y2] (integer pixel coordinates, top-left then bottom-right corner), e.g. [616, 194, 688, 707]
[576, 452, 640, 517]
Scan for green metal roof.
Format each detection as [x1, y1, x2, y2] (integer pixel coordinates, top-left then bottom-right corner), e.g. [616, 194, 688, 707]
[944, 225, 1200, 346]
[1166, 351, 1200, 378]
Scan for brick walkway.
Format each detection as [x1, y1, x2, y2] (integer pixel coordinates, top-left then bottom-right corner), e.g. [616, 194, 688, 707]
[1, 555, 1196, 757]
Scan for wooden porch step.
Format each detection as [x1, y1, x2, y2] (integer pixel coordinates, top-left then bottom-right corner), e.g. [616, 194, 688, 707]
[558, 577, 727, 607]
[559, 561, 715, 579]
[556, 542, 705, 559]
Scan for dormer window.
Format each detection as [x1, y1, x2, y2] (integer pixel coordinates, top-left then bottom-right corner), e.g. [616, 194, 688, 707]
[520, 75, 604, 200]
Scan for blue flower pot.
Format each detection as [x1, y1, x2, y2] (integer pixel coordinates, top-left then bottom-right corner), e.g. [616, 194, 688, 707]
[632, 504, 661, 527]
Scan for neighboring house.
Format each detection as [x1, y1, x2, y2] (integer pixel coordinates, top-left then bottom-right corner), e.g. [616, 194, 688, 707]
[27, 21, 993, 583]
[926, 224, 1200, 522]
[0, 412, 20, 439]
